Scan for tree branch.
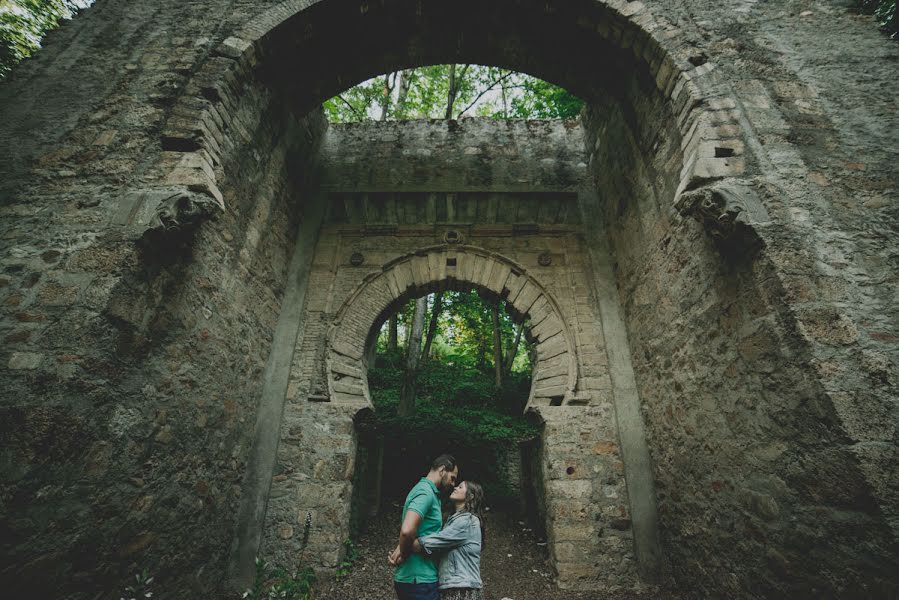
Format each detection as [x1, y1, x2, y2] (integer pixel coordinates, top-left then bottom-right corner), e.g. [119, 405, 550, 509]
[456, 70, 515, 118]
[335, 94, 364, 119]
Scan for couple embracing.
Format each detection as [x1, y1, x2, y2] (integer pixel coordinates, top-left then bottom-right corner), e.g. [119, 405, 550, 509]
[388, 454, 485, 600]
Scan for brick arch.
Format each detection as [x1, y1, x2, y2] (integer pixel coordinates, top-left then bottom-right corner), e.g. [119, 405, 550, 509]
[326, 245, 578, 408]
[158, 0, 748, 228]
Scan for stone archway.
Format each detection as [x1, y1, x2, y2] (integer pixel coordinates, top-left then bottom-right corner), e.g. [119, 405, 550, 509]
[253, 224, 651, 591]
[327, 245, 578, 409]
[154, 0, 747, 229]
[3, 0, 896, 597]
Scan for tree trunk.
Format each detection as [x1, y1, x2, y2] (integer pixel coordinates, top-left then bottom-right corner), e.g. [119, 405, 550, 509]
[388, 316, 398, 351]
[445, 64, 457, 119]
[503, 321, 523, 376]
[380, 72, 396, 121]
[398, 296, 427, 416]
[365, 337, 377, 368]
[394, 69, 413, 118]
[421, 292, 444, 362]
[491, 301, 503, 387]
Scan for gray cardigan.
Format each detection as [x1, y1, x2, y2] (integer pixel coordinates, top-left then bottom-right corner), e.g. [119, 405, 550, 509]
[418, 511, 483, 590]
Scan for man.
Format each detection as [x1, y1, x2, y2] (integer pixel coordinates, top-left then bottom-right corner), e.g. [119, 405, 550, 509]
[389, 454, 459, 600]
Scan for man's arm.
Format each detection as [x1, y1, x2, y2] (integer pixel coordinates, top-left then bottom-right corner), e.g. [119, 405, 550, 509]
[398, 508, 424, 559]
[389, 508, 424, 566]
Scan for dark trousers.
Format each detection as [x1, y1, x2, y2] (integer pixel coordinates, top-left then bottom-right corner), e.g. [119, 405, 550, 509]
[394, 581, 440, 600]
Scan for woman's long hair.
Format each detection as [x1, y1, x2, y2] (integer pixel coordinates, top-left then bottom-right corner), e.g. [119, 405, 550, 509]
[462, 481, 486, 549]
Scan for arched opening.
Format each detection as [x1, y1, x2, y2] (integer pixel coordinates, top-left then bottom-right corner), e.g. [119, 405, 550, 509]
[367, 287, 535, 487]
[346, 287, 547, 547]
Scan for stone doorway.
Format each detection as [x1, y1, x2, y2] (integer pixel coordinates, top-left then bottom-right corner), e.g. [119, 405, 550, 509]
[345, 285, 548, 547]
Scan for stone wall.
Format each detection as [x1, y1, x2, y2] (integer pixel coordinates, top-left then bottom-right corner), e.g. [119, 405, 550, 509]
[0, 21, 328, 594]
[580, 3, 899, 595]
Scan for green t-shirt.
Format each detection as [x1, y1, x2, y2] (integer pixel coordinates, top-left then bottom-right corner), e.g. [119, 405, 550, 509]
[394, 478, 442, 583]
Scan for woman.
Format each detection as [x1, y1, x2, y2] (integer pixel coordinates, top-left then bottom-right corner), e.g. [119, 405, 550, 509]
[412, 481, 485, 600]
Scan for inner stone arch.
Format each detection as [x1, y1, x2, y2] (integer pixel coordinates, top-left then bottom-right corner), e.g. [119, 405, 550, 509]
[328, 246, 579, 409]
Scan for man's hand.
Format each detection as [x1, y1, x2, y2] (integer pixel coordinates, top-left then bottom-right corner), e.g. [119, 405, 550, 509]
[388, 545, 404, 567]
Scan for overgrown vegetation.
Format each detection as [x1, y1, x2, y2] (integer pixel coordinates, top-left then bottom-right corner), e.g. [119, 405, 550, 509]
[360, 291, 542, 504]
[334, 539, 360, 582]
[852, 0, 898, 39]
[242, 558, 316, 600]
[360, 350, 540, 503]
[120, 567, 153, 600]
[324, 64, 584, 123]
[0, 0, 93, 79]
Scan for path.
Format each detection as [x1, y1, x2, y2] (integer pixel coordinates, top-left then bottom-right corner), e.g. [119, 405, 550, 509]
[316, 504, 680, 599]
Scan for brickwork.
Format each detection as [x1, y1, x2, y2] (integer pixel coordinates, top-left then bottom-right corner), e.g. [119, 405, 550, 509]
[271, 217, 637, 589]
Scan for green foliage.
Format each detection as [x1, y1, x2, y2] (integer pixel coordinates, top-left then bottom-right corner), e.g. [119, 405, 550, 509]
[377, 291, 532, 373]
[243, 558, 315, 600]
[120, 567, 153, 600]
[334, 539, 359, 581]
[506, 77, 585, 119]
[362, 350, 539, 502]
[323, 64, 584, 123]
[0, 0, 92, 79]
[360, 353, 540, 448]
[853, 0, 898, 38]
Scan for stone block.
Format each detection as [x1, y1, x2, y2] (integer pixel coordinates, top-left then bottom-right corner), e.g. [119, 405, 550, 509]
[553, 541, 596, 563]
[547, 479, 592, 500]
[7, 352, 42, 370]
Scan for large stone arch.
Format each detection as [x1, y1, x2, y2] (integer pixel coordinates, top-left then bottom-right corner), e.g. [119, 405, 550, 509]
[155, 0, 747, 229]
[327, 245, 578, 407]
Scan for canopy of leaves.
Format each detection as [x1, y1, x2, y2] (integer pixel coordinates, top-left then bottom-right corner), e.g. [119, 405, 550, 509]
[379, 290, 531, 372]
[0, 0, 92, 79]
[324, 64, 584, 123]
[363, 291, 540, 503]
[360, 349, 539, 503]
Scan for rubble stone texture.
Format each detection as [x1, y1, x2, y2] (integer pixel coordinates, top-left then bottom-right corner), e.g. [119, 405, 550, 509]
[0, 0, 896, 598]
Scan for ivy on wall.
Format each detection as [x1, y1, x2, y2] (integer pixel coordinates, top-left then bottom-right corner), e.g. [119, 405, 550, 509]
[0, 0, 93, 79]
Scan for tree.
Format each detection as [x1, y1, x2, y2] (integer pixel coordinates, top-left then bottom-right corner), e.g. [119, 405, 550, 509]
[398, 296, 427, 416]
[503, 322, 523, 377]
[420, 291, 444, 361]
[388, 316, 398, 351]
[323, 64, 584, 123]
[491, 300, 503, 387]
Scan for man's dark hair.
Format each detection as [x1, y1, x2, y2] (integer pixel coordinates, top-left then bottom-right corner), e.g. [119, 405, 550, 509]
[430, 454, 457, 472]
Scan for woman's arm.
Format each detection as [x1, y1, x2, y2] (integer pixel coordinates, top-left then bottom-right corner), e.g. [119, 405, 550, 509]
[417, 514, 474, 554]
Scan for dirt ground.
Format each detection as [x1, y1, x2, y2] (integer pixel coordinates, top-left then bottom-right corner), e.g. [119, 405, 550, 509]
[315, 504, 681, 600]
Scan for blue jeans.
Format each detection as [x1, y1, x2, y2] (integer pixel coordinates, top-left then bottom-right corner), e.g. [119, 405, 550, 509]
[394, 581, 439, 600]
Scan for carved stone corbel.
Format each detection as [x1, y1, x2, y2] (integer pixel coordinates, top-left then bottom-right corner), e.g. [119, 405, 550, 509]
[113, 188, 224, 240]
[674, 178, 770, 254]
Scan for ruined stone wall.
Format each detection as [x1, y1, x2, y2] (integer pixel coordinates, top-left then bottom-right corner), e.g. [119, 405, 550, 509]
[580, 2, 899, 596]
[0, 2, 329, 591]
